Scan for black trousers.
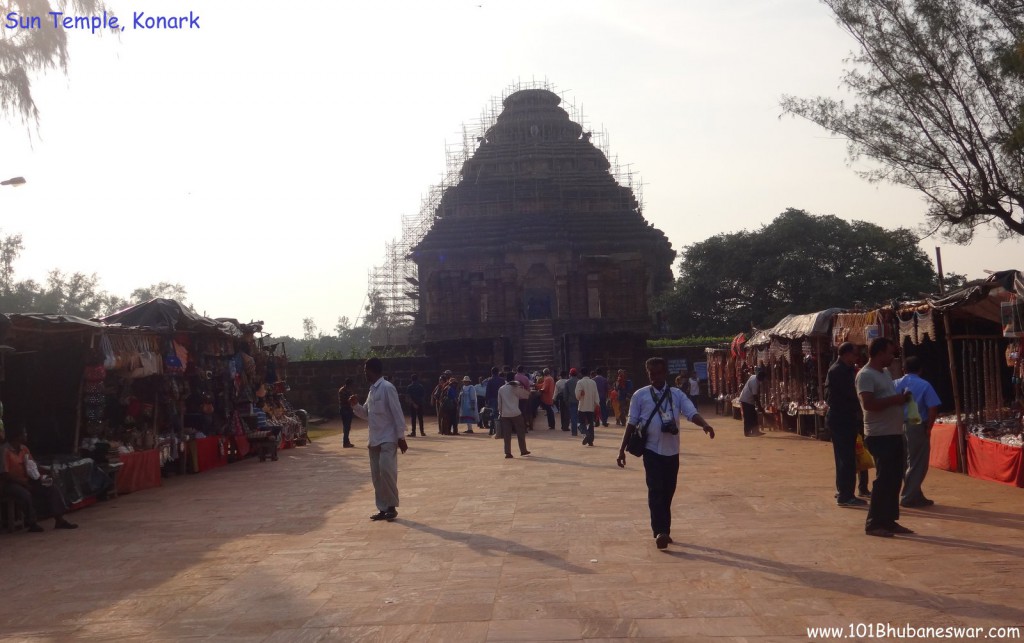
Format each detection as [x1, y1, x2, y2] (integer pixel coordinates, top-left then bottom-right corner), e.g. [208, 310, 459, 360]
[829, 421, 858, 502]
[864, 434, 904, 531]
[741, 402, 758, 434]
[537, 401, 555, 429]
[1, 480, 66, 525]
[579, 411, 595, 444]
[340, 410, 354, 444]
[642, 449, 680, 537]
[408, 406, 424, 434]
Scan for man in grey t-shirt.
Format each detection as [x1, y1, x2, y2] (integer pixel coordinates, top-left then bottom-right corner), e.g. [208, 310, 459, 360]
[856, 337, 912, 538]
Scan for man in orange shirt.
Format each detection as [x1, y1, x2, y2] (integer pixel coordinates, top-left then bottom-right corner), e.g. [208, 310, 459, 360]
[535, 368, 557, 430]
[0, 426, 78, 533]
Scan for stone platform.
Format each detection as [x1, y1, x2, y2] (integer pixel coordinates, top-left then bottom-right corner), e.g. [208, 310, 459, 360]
[1, 409, 1022, 641]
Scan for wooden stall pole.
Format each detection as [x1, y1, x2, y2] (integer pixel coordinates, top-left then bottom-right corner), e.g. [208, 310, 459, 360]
[816, 337, 825, 438]
[942, 312, 966, 473]
[72, 333, 96, 453]
[935, 247, 946, 294]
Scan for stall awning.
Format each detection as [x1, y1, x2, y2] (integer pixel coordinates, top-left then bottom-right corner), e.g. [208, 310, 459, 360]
[8, 313, 106, 333]
[926, 270, 1022, 324]
[101, 298, 241, 337]
[768, 308, 845, 340]
[746, 328, 773, 348]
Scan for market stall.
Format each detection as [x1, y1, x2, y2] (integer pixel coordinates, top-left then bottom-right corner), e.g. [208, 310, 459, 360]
[745, 309, 842, 437]
[2, 314, 117, 505]
[923, 271, 1023, 486]
[706, 335, 748, 417]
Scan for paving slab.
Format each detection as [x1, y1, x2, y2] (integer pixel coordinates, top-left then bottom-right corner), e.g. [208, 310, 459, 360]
[1, 408, 1022, 641]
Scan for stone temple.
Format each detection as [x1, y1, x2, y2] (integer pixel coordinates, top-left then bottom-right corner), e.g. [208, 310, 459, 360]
[406, 88, 675, 374]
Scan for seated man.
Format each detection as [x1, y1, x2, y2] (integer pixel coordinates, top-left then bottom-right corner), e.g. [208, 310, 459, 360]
[0, 426, 78, 532]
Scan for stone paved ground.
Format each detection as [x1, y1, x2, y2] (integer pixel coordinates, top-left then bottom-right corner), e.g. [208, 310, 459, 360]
[1, 408, 1023, 642]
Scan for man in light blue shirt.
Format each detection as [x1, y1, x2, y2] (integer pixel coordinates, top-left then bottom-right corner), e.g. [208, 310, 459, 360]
[616, 357, 715, 550]
[350, 357, 408, 522]
[894, 356, 941, 508]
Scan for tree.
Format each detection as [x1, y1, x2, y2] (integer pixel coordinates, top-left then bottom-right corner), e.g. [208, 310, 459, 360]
[0, 232, 24, 293]
[657, 208, 938, 335]
[129, 282, 189, 305]
[0, 231, 186, 317]
[781, 0, 1024, 242]
[1, 0, 110, 123]
[302, 317, 319, 341]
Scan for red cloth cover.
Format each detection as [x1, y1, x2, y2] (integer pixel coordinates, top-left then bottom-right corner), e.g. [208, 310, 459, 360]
[966, 434, 1023, 487]
[232, 435, 250, 459]
[191, 437, 228, 472]
[116, 449, 162, 494]
[929, 423, 959, 472]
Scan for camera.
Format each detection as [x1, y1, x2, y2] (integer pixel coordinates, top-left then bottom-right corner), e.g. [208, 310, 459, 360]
[662, 421, 678, 435]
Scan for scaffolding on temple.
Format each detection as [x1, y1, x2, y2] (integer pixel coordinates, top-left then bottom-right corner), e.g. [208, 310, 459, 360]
[364, 79, 645, 344]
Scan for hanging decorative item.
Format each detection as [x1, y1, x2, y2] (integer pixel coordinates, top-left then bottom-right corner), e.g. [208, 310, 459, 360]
[916, 310, 936, 343]
[898, 314, 917, 346]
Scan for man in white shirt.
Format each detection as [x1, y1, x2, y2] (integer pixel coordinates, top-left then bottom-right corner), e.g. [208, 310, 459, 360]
[857, 337, 913, 538]
[738, 369, 766, 436]
[576, 368, 600, 446]
[617, 357, 715, 550]
[688, 373, 700, 407]
[350, 357, 408, 522]
[497, 371, 531, 458]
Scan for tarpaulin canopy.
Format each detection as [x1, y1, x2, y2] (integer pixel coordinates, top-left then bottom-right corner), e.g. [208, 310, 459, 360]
[926, 270, 1022, 324]
[745, 328, 773, 348]
[768, 308, 845, 340]
[8, 313, 106, 333]
[101, 299, 241, 337]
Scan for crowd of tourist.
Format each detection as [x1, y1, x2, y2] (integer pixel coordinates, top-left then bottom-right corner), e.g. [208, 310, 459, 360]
[401, 365, 655, 452]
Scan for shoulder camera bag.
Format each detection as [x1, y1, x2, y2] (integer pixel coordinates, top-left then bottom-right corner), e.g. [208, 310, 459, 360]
[626, 387, 670, 457]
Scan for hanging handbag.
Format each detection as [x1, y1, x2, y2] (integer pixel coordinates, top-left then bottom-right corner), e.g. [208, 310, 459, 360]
[626, 386, 671, 457]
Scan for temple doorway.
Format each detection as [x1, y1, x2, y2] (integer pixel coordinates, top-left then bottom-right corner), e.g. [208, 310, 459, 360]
[522, 264, 555, 320]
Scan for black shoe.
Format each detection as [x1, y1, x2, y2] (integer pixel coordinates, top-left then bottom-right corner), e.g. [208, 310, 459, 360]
[420, 432, 426, 437]
[384, 508, 398, 522]
[521, 451, 531, 456]
[370, 511, 388, 521]
[54, 519, 78, 530]
[865, 527, 894, 538]
[26, 523, 44, 533]
[602, 423, 609, 427]
[408, 433, 416, 437]
[505, 454, 513, 459]
[655, 533, 670, 549]
[888, 522, 914, 534]
[343, 443, 355, 448]
[858, 489, 871, 498]
[464, 429, 474, 434]
[837, 497, 867, 507]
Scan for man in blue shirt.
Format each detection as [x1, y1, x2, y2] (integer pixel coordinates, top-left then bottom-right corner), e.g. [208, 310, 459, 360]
[616, 357, 716, 550]
[894, 356, 941, 508]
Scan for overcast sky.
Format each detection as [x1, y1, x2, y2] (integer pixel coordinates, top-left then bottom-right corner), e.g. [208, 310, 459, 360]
[2, 0, 1021, 338]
